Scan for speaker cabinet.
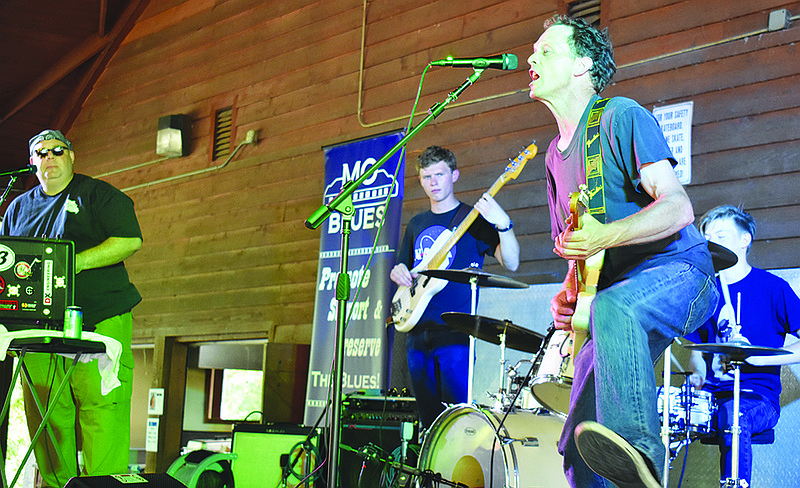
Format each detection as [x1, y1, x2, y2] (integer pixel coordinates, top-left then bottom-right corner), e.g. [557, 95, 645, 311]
[64, 473, 185, 487]
[231, 423, 321, 488]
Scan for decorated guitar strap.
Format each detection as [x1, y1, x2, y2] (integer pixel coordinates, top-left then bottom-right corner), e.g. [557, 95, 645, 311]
[584, 98, 609, 223]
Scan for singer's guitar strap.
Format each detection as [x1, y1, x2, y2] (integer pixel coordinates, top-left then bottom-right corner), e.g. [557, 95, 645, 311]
[585, 98, 609, 223]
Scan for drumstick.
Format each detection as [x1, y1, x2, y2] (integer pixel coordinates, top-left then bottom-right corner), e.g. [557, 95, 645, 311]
[736, 292, 741, 326]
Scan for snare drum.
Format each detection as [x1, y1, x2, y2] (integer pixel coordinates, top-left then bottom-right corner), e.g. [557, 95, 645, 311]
[657, 385, 716, 438]
[529, 328, 574, 416]
[417, 404, 568, 488]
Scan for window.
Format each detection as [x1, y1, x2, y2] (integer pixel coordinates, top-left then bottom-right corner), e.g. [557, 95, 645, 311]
[206, 368, 264, 422]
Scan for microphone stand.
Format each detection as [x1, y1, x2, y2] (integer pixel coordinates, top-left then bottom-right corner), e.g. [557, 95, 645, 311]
[305, 68, 486, 487]
[347, 443, 468, 488]
[0, 175, 19, 208]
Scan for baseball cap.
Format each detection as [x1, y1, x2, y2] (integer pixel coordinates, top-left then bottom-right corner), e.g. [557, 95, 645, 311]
[29, 129, 73, 156]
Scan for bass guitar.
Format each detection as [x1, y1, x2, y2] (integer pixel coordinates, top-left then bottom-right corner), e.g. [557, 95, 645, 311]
[390, 142, 537, 332]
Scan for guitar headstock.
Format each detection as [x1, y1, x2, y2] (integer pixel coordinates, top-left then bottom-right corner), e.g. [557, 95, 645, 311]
[568, 184, 590, 229]
[501, 142, 538, 182]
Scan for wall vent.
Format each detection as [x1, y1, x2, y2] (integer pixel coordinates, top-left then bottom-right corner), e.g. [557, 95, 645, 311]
[212, 106, 233, 160]
[568, 0, 601, 27]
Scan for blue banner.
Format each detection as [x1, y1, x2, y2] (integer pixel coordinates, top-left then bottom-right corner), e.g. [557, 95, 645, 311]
[304, 130, 405, 426]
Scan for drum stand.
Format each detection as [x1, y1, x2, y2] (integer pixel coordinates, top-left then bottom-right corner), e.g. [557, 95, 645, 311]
[467, 274, 479, 404]
[722, 355, 748, 488]
[463, 272, 514, 407]
[661, 342, 674, 488]
[683, 333, 790, 488]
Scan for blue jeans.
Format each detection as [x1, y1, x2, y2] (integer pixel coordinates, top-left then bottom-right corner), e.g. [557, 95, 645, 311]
[406, 328, 469, 428]
[559, 261, 719, 488]
[715, 395, 779, 485]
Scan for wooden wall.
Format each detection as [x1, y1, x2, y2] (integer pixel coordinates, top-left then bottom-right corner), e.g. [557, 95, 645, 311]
[58, 0, 800, 346]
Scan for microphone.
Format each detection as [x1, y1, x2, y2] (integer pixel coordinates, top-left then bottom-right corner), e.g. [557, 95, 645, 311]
[430, 53, 518, 70]
[0, 165, 37, 177]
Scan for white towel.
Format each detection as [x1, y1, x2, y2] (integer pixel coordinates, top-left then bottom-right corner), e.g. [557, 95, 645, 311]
[0, 325, 122, 395]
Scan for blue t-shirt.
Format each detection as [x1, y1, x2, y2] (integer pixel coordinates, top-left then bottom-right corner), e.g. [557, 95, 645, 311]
[685, 268, 800, 412]
[397, 202, 499, 334]
[545, 95, 713, 288]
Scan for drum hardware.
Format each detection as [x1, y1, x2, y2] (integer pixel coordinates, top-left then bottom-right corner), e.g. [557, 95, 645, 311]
[422, 267, 529, 404]
[420, 267, 529, 290]
[498, 435, 541, 447]
[528, 325, 575, 417]
[659, 243, 739, 486]
[658, 372, 717, 462]
[684, 340, 790, 488]
[442, 311, 544, 413]
[417, 404, 570, 488]
[491, 358, 537, 411]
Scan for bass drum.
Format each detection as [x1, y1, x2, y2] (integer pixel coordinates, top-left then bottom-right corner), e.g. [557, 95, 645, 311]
[417, 404, 569, 488]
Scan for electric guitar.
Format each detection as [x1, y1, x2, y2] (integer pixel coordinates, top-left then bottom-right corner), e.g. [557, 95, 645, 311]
[389, 142, 537, 332]
[566, 185, 605, 364]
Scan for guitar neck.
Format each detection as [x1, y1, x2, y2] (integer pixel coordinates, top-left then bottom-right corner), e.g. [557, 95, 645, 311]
[426, 175, 508, 270]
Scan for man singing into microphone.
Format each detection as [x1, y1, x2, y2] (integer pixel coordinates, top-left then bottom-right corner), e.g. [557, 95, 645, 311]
[528, 16, 718, 487]
[1, 129, 142, 487]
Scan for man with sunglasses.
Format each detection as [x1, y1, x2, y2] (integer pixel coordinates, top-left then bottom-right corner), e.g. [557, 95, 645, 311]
[1, 129, 142, 487]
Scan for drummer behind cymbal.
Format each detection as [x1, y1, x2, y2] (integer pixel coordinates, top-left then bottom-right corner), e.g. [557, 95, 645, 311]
[687, 205, 800, 486]
[389, 145, 519, 428]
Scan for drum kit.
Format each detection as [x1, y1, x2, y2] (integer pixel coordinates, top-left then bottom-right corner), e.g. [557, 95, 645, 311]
[358, 244, 791, 488]
[412, 267, 571, 488]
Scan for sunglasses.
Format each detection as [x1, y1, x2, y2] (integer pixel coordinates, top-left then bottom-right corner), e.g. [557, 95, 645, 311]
[34, 146, 68, 158]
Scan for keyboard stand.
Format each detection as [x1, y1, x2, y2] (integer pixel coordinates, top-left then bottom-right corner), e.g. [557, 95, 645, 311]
[0, 336, 106, 488]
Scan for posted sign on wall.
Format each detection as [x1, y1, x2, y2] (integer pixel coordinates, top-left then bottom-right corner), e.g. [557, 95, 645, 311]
[654, 101, 694, 185]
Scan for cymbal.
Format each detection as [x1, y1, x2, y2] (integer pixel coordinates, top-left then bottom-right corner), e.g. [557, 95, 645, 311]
[684, 341, 791, 359]
[441, 312, 543, 353]
[708, 241, 738, 272]
[420, 267, 528, 289]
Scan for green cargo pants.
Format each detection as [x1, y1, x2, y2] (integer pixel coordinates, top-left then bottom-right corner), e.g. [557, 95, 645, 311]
[21, 313, 134, 488]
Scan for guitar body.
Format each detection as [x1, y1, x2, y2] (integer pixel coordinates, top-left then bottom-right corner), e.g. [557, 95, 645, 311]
[567, 189, 605, 370]
[388, 142, 538, 332]
[390, 230, 452, 333]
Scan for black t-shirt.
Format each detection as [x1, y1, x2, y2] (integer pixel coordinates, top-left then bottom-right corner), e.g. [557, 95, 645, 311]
[1, 173, 142, 328]
[397, 202, 499, 333]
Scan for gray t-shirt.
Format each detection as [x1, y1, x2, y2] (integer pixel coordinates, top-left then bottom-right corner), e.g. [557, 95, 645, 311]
[545, 95, 713, 288]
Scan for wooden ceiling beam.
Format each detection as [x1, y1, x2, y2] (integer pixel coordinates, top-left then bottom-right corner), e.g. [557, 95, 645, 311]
[99, 0, 108, 37]
[54, 0, 154, 131]
[0, 0, 152, 129]
[0, 33, 110, 125]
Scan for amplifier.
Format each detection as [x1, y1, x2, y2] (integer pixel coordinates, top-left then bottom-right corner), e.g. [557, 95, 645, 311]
[0, 237, 74, 329]
[340, 395, 419, 487]
[342, 395, 418, 425]
[231, 423, 322, 488]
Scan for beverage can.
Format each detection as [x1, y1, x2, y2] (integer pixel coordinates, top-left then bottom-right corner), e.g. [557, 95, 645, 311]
[64, 306, 83, 339]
